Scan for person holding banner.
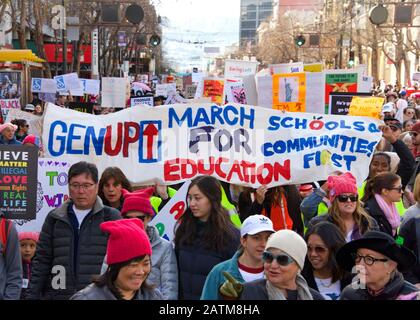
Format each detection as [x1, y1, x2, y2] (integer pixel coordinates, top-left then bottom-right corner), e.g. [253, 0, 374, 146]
[71, 219, 162, 300]
[0, 123, 21, 145]
[174, 176, 240, 300]
[238, 186, 303, 235]
[307, 172, 378, 243]
[27, 162, 121, 300]
[200, 215, 275, 300]
[101, 187, 178, 299]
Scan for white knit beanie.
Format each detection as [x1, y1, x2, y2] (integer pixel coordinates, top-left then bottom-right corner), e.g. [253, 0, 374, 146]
[265, 229, 307, 270]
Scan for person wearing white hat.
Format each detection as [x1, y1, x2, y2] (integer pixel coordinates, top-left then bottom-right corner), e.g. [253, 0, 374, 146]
[239, 229, 324, 300]
[201, 215, 275, 300]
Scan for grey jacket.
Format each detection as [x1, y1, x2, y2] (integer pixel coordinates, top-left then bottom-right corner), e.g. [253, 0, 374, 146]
[70, 283, 163, 300]
[26, 197, 120, 300]
[101, 225, 178, 299]
[0, 213, 22, 300]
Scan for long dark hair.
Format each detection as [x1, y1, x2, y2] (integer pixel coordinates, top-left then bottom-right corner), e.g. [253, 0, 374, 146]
[304, 222, 347, 283]
[91, 255, 153, 300]
[361, 172, 400, 203]
[98, 167, 132, 206]
[174, 176, 237, 253]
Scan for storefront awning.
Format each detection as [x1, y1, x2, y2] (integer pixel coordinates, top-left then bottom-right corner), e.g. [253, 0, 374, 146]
[0, 49, 45, 63]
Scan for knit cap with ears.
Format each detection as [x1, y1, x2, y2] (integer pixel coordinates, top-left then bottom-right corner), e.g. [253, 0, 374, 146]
[100, 218, 152, 265]
[120, 187, 155, 217]
[327, 172, 358, 201]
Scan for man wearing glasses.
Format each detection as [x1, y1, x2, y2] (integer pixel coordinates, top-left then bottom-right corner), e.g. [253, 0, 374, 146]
[27, 162, 121, 300]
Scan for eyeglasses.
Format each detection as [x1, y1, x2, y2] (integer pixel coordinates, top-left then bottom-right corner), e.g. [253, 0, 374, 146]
[124, 215, 146, 221]
[24, 124, 29, 128]
[337, 194, 358, 202]
[410, 132, 418, 137]
[352, 253, 388, 266]
[262, 251, 295, 266]
[69, 183, 96, 191]
[307, 245, 328, 254]
[388, 185, 403, 193]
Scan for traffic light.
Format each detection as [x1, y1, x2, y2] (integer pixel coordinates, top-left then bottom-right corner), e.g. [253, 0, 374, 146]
[149, 35, 161, 47]
[349, 51, 355, 67]
[295, 35, 305, 47]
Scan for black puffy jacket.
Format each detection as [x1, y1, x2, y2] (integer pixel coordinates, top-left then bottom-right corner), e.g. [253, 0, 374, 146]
[340, 272, 419, 300]
[26, 198, 120, 300]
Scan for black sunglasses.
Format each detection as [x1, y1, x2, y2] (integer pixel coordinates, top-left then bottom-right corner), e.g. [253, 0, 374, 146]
[124, 215, 146, 221]
[262, 251, 295, 266]
[388, 185, 403, 193]
[337, 194, 358, 202]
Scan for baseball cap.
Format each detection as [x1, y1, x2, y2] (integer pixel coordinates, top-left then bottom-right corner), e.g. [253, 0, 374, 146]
[25, 104, 35, 111]
[382, 103, 395, 114]
[240, 215, 275, 237]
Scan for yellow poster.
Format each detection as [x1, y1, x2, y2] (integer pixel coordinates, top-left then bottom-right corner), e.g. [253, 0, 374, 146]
[348, 97, 385, 119]
[304, 63, 323, 73]
[272, 73, 306, 112]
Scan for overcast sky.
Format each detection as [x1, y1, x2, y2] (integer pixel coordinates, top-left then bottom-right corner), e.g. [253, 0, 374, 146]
[155, 0, 240, 71]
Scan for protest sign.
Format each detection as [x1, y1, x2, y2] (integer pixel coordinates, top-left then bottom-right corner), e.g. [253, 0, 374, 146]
[0, 71, 21, 101]
[0, 99, 21, 118]
[156, 83, 176, 97]
[325, 71, 360, 111]
[304, 63, 323, 73]
[202, 79, 225, 105]
[165, 94, 189, 105]
[0, 145, 38, 220]
[359, 76, 373, 93]
[242, 75, 258, 106]
[54, 73, 82, 92]
[273, 73, 306, 112]
[101, 77, 128, 108]
[43, 103, 383, 188]
[224, 59, 259, 79]
[131, 96, 154, 107]
[413, 73, 420, 82]
[269, 62, 303, 75]
[348, 96, 385, 119]
[38, 92, 56, 104]
[306, 72, 325, 114]
[149, 180, 191, 242]
[225, 80, 247, 104]
[31, 78, 57, 93]
[68, 102, 94, 114]
[6, 109, 43, 137]
[329, 92, 372, 116]
[15, 159, 72, 232]
[192, 72, 204, 84]
[184, 85, 197, 99]
[257, 75, 273, 109]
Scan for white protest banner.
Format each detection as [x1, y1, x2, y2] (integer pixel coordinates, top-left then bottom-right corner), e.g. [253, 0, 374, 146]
[16, 159, 72, 232]
[31, 78, 57, 94]
[149, 180, 191, 242]
[0, 99, 21, 118]
[243, 74, 258, 106]
[131, 96, 154, 107]
[83, 79, 100, 95]
[54, 73, 82, 92]
[43, 103, 383, 187]
[224, 59, 259, 79]
[101, 77, 127, 108]
[6, 109, 42, 137]
[269, 62, 304, 75]
[156, 83, 176, 97]
[257, 75, 273, 108]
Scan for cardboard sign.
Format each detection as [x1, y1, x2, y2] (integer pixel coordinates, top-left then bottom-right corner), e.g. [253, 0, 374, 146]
[149, 180, 191, 242]
[0, 99, 21, 118]
[0, 145, 38, 220]
[68, 102, 94, 114]
[131, 97, 154, 107]
[273, 73, 306, 112]
[43, 103, 383, 188]
[348, 96, 385, 119]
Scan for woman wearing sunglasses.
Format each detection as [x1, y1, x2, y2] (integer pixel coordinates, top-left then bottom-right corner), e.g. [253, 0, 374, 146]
[100, 187, 178, 299]
[240, 229, 323, 300]
[11, 119, 29, 142]
[362, 172, 403, 237]
[307, 172, 378, 243]
[302, 222, 352, 300]
[337, 230, 419, 300]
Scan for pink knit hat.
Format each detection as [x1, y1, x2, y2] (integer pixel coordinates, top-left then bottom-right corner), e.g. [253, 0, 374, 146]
[18, 232, 40, 242]
[327, 172, 358, 201]
[100, 218, 152, 265]
[23, 134, 43, 150]
[0, 123, 17, 133]
[121, 187, 155, 217]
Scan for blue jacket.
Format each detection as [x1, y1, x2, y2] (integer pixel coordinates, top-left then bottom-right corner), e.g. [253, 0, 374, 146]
[0, 136, 22, 145]
[201, 251, 244, 300]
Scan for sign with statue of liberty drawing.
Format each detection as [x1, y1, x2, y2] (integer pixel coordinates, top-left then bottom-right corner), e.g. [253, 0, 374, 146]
[272, 73, 306, 112]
